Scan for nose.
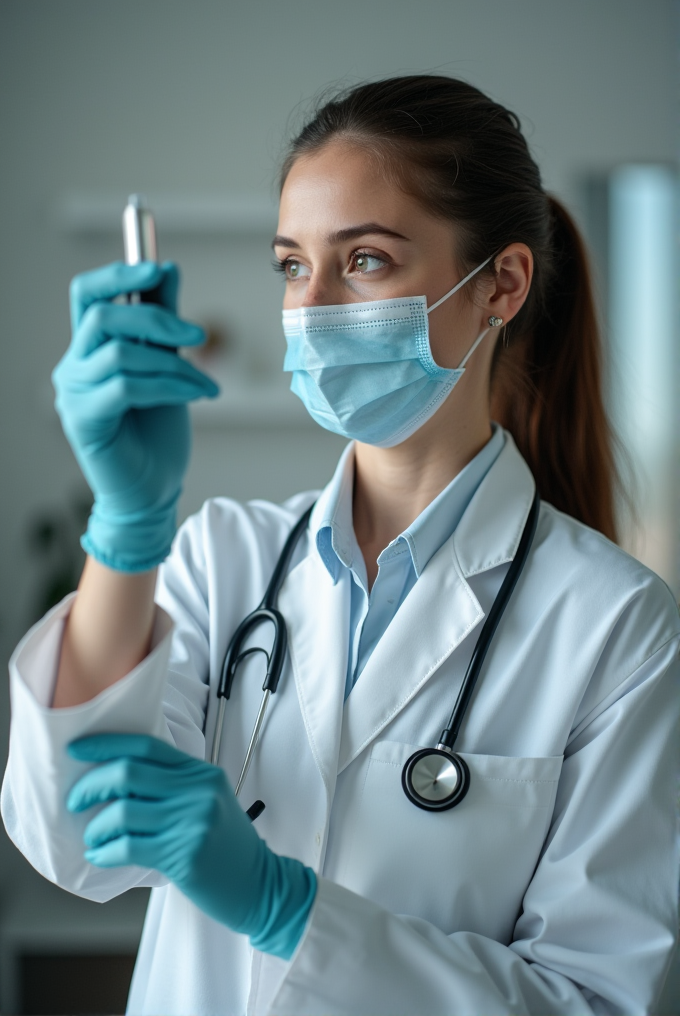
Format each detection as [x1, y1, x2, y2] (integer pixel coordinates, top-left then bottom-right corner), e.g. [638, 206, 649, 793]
[301, 275, 341, 307]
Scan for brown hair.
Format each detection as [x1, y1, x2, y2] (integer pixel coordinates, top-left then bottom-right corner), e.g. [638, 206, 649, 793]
[281, 75, 619, 541]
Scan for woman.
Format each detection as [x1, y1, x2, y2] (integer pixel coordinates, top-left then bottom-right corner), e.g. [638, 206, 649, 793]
[3, 76, 679, 1015]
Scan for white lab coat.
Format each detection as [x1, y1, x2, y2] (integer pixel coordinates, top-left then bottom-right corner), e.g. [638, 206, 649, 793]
[2, 434, 679, 1016]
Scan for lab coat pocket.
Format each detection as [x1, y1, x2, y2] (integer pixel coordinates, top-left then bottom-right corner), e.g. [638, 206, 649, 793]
[339, 740, 563, 943]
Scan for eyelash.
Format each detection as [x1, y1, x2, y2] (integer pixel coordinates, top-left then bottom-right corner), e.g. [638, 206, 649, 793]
[271, 250, 389, 277]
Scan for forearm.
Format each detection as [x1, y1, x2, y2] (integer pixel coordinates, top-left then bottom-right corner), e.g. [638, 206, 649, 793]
[53, 556, 157, 707]
[2, 596, 174, 899]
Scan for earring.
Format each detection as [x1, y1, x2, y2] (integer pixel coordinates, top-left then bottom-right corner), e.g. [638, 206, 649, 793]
[488, 316, 503, 328]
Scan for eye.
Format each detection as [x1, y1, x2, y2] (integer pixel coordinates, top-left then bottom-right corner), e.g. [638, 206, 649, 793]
[350, 252, 387, 275]
[272, 257, 311, 281]
[287, 260, 311, 280]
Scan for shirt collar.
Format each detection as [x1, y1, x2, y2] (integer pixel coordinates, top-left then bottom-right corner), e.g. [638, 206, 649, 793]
[312, 425, 505, 584]
[314, 442, 357, 583]
[400, 424, 505, 576]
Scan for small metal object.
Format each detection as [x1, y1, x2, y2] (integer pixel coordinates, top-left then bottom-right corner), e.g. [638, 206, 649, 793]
[402, 745, 470, 811]
[123, 194, 158, 265]
[234, 688, 271, 797]
[488, 316, 504, 328]
[122, 194, 161, 305]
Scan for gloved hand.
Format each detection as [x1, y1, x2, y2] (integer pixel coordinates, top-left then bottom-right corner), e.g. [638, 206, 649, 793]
[52, 262, 219, 572]
[67, 734, 317, 961]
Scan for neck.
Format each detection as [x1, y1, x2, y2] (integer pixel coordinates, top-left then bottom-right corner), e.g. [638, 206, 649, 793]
[352, 382, 492, 587]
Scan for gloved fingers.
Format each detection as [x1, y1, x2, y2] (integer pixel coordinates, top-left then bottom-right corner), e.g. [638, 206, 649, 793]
[82, 796, 185, 848]
[72, 301, 206, 358]
[70, 262, 165, 329]
[157, 262, 180, 313]
[72, 372, 215, 418]
[66, 755, 206, 813]
[83, 831, 171, 870]
[67, 339, 219, 393]
[69, 733, 193, 767]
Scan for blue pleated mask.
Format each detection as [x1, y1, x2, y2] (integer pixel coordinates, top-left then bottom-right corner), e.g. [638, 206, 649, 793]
[282, 256, 493, 447]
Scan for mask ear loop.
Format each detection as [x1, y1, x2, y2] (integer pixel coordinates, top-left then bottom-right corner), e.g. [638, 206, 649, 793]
[426, 254, 495, 315]
[426, 251, 498, 370]
[457, 327, 490, 369]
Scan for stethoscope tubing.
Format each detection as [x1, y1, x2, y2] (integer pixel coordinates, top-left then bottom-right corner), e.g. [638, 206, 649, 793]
[401, 489, 540, 812]
[211, 505, 315, 770]
[438, 489, 540, 752]
[211, 488, 540, 818]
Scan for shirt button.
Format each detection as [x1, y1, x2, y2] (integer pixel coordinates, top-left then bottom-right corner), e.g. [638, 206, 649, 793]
[315, 832, 321, 846]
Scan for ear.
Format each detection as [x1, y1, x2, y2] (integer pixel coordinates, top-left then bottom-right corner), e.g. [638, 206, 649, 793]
[485, 243, 533, 324]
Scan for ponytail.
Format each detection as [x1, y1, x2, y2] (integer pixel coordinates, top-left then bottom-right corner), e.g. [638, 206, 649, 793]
[282, 76, 621, 541]
[490, 197, 619, 541]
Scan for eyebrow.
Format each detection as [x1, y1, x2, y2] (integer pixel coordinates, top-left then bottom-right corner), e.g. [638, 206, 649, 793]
[271, 222, 410, 250]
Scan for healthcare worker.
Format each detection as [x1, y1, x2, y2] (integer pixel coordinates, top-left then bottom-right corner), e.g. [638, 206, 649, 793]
[2, 75, 679, 1016]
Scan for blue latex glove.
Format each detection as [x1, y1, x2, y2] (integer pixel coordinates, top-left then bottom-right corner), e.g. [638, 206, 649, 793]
[67, 734, 317, 960]
[52, 262, 219, 572]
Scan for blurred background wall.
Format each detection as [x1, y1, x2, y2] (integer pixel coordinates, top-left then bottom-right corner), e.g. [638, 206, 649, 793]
[0, 1, 677, 1012]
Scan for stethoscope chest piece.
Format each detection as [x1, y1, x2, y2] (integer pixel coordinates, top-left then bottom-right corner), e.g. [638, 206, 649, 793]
[401, 747, 470, 812]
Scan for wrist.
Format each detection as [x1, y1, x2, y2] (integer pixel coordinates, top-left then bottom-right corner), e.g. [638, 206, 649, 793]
[82, 500, 178, 573]
[248, 851, 317, 961]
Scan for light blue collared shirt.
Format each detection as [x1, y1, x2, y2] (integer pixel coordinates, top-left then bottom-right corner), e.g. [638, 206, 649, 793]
[316, 425, 506, 698]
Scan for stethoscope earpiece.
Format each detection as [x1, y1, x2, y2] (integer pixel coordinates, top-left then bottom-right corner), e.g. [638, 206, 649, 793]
[401, 747, 470, 812]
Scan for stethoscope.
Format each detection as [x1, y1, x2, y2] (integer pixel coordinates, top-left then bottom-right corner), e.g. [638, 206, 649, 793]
[211, 490, 540, 819]
[210, 504, 315, 821]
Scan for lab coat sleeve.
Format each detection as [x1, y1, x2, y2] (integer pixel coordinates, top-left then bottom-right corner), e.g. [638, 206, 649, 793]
[1, 594, 175, 901]
[2, 497, 306, 905]
[272, 635, 680, 1016]
[1, 501, 223, 900]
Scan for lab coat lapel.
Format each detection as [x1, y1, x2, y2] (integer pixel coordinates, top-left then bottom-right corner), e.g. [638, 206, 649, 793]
[277, 544, 350, 801]
[338, 537, 482, 772]
[338, 435, 535, 772]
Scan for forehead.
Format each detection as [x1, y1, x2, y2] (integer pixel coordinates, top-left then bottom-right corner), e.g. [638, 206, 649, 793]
[278, 142, 429, 235]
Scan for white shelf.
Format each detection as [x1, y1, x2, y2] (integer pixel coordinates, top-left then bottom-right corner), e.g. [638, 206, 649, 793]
[38, 375, 310, 429]
[190, 375, 310, 428]
[55, 191, 278, 234]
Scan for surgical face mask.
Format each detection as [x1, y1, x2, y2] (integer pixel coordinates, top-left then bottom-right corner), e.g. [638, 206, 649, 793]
[282, 256, 493, 447]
